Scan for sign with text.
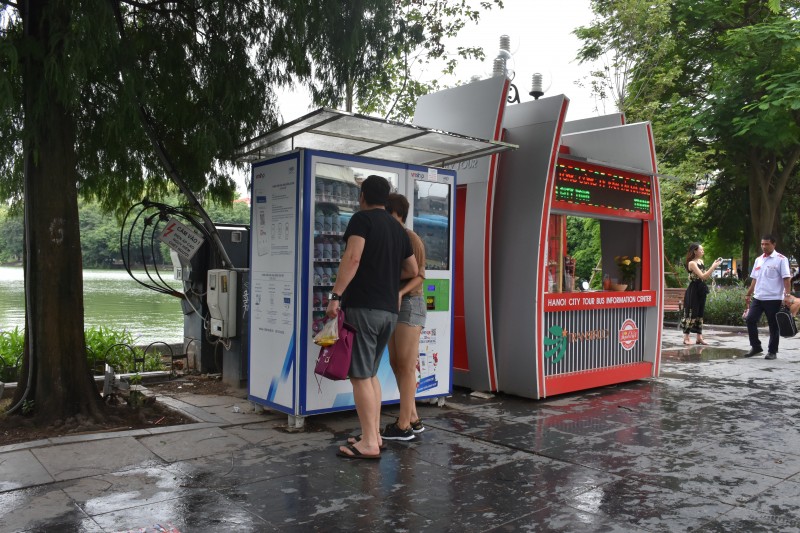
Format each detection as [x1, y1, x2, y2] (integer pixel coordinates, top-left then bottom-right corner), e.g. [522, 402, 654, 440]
[158, 218, 205, 260]
[544, 291, 656, 312]
[552, 159, 653, 220]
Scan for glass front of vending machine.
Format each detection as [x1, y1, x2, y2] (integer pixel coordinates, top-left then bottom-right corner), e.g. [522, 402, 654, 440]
[249, 148, 455, 422]
[302, 153, 402, 414]
[408, 167, 453, 399]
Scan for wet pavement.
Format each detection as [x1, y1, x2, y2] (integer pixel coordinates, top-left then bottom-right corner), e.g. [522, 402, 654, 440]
[2, 324, 800, 532]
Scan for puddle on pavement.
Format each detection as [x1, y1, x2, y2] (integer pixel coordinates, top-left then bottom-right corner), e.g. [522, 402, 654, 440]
[662, 346, 745, 363]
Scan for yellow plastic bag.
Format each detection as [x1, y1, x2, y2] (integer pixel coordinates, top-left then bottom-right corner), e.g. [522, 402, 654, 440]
[313, 317, 339, 347]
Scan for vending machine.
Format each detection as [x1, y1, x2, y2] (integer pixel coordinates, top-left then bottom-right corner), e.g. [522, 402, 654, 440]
[247, 149, 456, 420]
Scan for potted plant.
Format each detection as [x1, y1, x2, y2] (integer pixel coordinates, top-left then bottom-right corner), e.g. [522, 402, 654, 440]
[615, 255, 641, 290]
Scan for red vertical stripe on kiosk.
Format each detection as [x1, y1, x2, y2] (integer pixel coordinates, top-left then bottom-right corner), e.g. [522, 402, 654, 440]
[453, 185, 468, 371]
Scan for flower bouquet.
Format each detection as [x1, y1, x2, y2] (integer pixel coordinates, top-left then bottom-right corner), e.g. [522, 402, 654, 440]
[615, 255, 641, 290]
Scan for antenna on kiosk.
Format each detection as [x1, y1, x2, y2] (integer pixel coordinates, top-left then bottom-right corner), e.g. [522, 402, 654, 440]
[494, 35, 523, 104]
[530, 73, 545, 100]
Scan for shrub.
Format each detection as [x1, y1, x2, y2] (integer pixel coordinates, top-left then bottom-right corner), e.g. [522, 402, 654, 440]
[0, 326, 166, 379]
[712, 276, 743, 288]
[704, 286, 765, 327]
[84, 326, 166, 374]
[0, 327, 24, 382]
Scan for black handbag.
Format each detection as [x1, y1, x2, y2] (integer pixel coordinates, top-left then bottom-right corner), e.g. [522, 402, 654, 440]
[776, 305, 797, 338]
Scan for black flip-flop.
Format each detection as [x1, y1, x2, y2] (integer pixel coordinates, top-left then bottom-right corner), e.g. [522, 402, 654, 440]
[337, 443, 381, 460]
[347, 435, 387, 450]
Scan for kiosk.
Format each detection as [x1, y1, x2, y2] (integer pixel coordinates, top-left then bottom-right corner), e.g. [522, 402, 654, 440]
[413, 76, 510, 393]
[237, 109, 513, 424]
[493, 96, 662, 399]
[415, 84, 663, 399]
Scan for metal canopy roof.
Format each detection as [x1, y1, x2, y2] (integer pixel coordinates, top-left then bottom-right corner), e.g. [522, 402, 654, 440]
[237, 108, 516, 167]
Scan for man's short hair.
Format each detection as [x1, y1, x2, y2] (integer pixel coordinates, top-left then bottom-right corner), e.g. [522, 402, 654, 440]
[386, 193, 409, 223]
[761, 234, 776, 244]
[360, 175, 391, 206]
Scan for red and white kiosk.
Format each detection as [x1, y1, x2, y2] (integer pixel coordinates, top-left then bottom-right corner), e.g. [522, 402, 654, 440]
[414, 80, 663, 399]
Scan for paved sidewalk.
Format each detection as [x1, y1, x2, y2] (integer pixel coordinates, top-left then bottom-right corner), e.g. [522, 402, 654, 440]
[1, 324, 800, 532]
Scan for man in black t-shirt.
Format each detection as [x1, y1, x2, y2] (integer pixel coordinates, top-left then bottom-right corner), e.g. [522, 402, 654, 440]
[326, 175, 417, 460]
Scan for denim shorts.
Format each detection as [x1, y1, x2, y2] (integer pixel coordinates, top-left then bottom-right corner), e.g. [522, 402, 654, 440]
[398, 294, 426, 328]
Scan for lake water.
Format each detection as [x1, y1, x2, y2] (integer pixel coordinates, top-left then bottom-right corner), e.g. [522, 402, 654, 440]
[0, 267, 183, 345]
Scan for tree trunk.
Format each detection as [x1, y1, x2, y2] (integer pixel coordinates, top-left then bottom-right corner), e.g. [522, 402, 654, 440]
[345, 76, 353, 112]
[16, 0, 104, 423]
[741, 221, 751, 281]
[747, 147, 800, 247]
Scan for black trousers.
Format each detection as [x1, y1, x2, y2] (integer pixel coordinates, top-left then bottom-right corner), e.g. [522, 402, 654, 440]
[746, 298, 781, 354]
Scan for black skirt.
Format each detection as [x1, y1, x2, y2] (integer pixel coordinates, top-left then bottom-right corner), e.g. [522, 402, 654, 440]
[681, 280, 709, 334]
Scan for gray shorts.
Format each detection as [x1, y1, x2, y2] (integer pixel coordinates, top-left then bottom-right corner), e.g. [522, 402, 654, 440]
[398, 294, 426, 328]
[345, 307, 397, 379]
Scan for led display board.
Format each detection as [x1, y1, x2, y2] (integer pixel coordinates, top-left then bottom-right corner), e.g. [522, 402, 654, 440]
[553, 160, 652, 219]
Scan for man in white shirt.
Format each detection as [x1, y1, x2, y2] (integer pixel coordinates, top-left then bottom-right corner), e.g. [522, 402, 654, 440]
[744, 234, 792, 360]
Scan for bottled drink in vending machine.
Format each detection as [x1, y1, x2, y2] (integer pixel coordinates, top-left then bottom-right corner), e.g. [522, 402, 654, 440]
[315, 209, 324, 232]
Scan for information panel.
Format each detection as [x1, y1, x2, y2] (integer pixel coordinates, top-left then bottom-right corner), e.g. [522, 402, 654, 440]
[249, 156, 299, 409]
[553, 160, 652, 219]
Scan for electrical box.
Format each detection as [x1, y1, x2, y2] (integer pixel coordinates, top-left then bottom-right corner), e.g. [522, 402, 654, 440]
[207, 269, 237, 337]
[169, 250, 191, 281]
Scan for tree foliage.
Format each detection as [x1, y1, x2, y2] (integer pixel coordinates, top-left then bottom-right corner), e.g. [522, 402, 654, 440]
[302, 0, 503, 121]
[574, 0, 675, 116]
[0, 206, 23, 264]
[0, 0, 491, 424]
[576, 0, 800, 272]
[566, 216, 601, 287]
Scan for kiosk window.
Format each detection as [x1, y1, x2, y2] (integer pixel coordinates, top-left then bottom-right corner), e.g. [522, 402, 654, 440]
[414, 180, 450, 271]
[547, 214, 644, 293]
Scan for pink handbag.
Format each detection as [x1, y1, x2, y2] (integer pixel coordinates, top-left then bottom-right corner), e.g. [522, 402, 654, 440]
[314, 311, 356, 381]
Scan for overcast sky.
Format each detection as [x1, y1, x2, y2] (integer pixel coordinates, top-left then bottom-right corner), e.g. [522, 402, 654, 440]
[438, 0, 601, 120]
[251, 1, 601, 193]
[275, 0, 601, 124]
